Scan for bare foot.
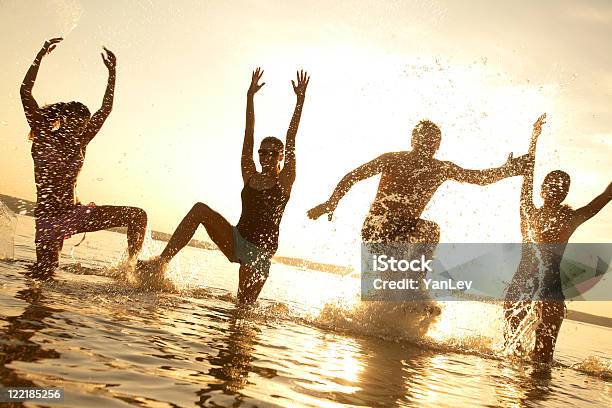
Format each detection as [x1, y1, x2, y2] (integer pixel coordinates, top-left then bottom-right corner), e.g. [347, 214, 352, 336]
[25, 262, 55, 281]
[135, 257, 171, 290]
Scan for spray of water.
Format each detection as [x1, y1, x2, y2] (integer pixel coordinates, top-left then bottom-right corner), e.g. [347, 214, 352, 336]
[0, 200, 17, 260]
[49, 0, 84, 38]
[503, 213, 549, 358]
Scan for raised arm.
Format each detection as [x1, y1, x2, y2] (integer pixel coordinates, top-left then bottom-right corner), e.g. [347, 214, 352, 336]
[280, 70, 309, 189]
[242, 68, 264, 183]
[519, 114, 546, 235]
[80, 47, 116, 146]
[20, 38, 63, 131]
[572, 181, 612, 227]
[307, 153, 394, 221]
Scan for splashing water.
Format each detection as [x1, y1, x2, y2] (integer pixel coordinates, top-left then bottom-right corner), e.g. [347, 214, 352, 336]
[572, 356, 612, 380]
[95, 226, 214, 293]
[0, 200, 17, 260]
[503, 214, 552, 359]
[315, 298, 441, 342]
[48, 0, 84, 37]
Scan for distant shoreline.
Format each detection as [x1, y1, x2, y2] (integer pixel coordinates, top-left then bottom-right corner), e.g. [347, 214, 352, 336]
[566, 310, 612, 329]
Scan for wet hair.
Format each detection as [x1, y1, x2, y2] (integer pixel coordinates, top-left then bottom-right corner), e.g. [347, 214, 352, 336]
[411, 120, 441, 149]
[28, 101, 91, 141]
[260, 136, 284, 152]
[65, 101, 91, 119]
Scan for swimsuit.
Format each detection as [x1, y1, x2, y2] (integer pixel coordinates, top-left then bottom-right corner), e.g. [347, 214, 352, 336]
[35, 203, 96, 243]
[231, 177, 289, 276]
[361, 201, 420, 243]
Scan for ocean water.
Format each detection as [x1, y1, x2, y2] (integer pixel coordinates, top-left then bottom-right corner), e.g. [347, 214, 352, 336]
[0, 215, 611, 407]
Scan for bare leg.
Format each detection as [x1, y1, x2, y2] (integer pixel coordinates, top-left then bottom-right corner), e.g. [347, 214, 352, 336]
[410, 218, 440, 280]
[30, 239, 63, 279]
[532, 301, 564, 363]
[74, 205, 148, 261]
[404, 218, 441, 306]
[160, 202, 234, 263]
[237, 264, 267, 305]
[503, 300, 528, 351]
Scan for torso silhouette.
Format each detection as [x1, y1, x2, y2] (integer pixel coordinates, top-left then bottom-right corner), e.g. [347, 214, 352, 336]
[363, 151, 455, 241]
[508, 205, 578, 301]
[31, 131, 85, 219]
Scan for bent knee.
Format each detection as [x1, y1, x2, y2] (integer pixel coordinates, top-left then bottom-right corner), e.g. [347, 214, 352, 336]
[190, 202, 212, 219]
[416, 219, 440, 242]
[127, 207, 147, 225]
[187, 202, 211, 222]
[135, 207, 147, 222]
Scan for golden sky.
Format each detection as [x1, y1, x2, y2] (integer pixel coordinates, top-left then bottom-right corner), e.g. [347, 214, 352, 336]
[0, 0, 610, 269]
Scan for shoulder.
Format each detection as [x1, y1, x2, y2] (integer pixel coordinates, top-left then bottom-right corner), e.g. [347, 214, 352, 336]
[561, 204, 577, 220]
[376, 151, 406, 164]
[245, 171, 259, 186]
[371, 152, 404, 173]
[555, 204, 574, 217]
[437, 159, 456, 174]
[382, 150, 412, 158]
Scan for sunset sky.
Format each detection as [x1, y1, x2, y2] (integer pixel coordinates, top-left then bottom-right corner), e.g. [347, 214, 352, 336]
[1, 0, 610, 271]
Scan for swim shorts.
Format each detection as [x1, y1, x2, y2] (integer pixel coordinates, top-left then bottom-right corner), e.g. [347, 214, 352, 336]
[35, 203, 96, 243]
[231, 226, 272, 277]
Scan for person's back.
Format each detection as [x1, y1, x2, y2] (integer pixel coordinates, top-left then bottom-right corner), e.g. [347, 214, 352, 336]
[31, 105, 87, 219]
[373, 151, 470, 219]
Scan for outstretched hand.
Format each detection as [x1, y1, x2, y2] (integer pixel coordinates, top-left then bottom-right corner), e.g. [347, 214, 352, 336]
[307, 201, 334, 221]
[501, 152, 519, 174]
[248, 67, 265, 95]
[101, 47, 116, 71]
[292, 70, 310, 98]
[507, 153, 534, 176]
[503, 152, 515, 168]
[532, 113, 546, 140]
[40, 37, 63, 57]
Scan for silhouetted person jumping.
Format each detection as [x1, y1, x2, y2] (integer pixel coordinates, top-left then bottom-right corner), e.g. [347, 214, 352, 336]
[139, 69, 309, 304]
[504, 114, 612, 363]
[308, 120, 526, 267]
[21, 38, 147, 279]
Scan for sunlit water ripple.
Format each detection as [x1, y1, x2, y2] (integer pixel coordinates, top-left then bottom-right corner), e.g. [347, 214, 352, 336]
[0, 216, 610, 407]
